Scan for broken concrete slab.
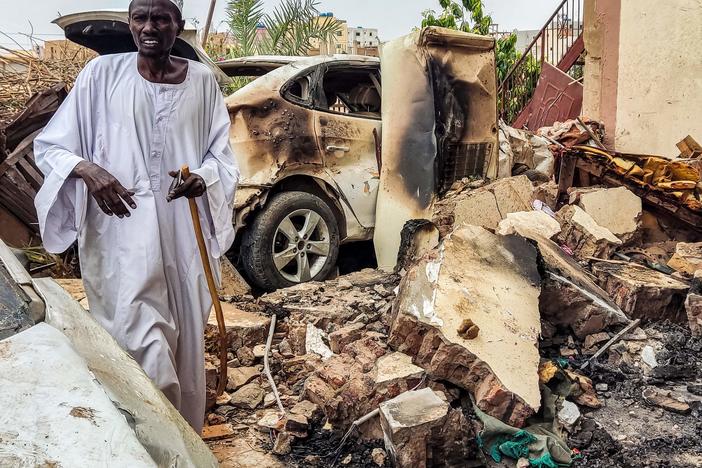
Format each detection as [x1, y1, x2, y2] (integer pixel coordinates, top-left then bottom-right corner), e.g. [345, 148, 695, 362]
[34, 278, 217, 466]
[208, 304, 270, 349]
[395, 220, 441, 272]
[374, 352, 425, 386]
[379, 388, 449, 468]
[0, 323, 157, 467]
[379, 388, 478, 467]
[449, 175, 535, 231]
[558, 400, 581, 432]
[534, 234, 630, 338]
[667, 242, 702, 276]
[226, 366, 261, 392]
[230, 382, 265, 409]
[572, 187, 642, 241]
[557, 205, 622, 259]
[591, 261, 690, 323]
[202, 424, 236, 441]
[329, 322, 366, 354]
[496, 210, 561, 240]
[389, 225, 542, 426]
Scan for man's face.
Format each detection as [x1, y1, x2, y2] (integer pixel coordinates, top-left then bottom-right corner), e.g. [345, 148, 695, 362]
[128, 0, 185, 58]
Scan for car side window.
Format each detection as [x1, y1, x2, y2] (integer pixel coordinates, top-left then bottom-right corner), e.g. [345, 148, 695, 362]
[283, 74, 312, 104]
[317, 67, 382, 119]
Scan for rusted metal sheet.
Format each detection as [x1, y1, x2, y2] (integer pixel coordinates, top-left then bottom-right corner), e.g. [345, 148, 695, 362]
[374, 27, 499, 270]
[513, 62, 583, 131]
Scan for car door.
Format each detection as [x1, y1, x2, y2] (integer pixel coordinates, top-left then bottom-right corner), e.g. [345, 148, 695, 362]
[311, 63, 382, 233]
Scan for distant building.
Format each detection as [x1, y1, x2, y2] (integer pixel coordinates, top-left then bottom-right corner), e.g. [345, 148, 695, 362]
[42, 40, 96, 61]
[348, 27, 379, 49]
[309, 12, 349, 55]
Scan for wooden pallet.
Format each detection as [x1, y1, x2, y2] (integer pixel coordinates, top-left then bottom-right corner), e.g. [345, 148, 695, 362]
[0, 130, 44, 234]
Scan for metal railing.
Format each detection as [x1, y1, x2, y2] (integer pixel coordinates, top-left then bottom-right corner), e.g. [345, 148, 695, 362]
[499, 0, 584, 125]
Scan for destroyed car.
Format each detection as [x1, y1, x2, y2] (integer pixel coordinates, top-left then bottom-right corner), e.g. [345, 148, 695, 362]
[53, 13, 499, 290]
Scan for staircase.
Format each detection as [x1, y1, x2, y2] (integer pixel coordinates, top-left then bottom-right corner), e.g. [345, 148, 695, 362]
[498, 0, 585, 127]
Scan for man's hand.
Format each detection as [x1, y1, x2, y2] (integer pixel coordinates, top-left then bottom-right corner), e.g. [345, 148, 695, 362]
[167, 170, 206, 202]
[72, 161, 137, 218]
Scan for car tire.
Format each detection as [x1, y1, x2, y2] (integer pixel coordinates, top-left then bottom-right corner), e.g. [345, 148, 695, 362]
[241, 191, 340, 291]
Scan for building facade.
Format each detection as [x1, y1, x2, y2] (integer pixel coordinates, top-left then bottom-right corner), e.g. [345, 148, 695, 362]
[582, 0, 702, 156]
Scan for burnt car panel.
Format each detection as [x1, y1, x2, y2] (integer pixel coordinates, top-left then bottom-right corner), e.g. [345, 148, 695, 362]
[374, 27, 499, 270]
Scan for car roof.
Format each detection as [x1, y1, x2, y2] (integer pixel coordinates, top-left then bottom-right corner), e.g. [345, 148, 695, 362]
[218, 54, 379, 77]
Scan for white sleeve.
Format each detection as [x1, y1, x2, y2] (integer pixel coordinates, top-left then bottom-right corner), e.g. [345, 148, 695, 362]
[33, 61, 96, 254]
[191, 76, 239, 259]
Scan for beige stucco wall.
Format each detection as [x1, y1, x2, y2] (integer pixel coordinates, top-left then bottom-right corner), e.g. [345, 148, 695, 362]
[584, 0, 702, 156]
[615, 0, 702, 156]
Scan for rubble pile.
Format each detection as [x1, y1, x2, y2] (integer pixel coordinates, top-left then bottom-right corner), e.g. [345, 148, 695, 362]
[197, 120, 702, 468]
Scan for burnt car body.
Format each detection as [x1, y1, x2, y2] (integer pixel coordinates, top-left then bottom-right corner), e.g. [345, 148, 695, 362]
[53, 12, 498, 290]
[223, 55, 383, 289]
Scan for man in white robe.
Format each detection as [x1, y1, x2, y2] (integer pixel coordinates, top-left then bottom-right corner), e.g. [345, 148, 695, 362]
[33, 0, 238, 433]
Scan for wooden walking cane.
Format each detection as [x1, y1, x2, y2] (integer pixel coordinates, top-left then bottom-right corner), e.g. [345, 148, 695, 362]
[180, 165, 228, 396]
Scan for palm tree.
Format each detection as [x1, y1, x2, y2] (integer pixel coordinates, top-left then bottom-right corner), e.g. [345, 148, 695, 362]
[226, 0, 342, 58]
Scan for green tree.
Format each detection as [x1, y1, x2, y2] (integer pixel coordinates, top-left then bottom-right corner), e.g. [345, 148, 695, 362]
[226, 0, 341, 58]
[421, 0, 521, 82]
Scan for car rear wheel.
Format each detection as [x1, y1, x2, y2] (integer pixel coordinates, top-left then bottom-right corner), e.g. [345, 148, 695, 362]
[241, 191, 340, 291]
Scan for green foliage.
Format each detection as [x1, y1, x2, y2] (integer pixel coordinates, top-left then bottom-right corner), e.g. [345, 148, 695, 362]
[421, 0, 492, 35]
[226, 0, 342, 58]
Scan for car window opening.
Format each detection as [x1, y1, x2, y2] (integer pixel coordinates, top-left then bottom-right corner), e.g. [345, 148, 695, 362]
[321, 69, 381, 119]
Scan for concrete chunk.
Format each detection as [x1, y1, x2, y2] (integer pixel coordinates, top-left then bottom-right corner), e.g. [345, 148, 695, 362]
[497, 210, 561, 240]
[379, 389, 449, 468]
[208, 304, 270, 349]
[375, 352, 425, 385]
[668, 242, 702, 276]
[389, 225, 542, 426]
[592, 261, 690, 323]
[453, 176, 534, 230]
[557, 205, 622, 259]
[574, 187, 642, 241]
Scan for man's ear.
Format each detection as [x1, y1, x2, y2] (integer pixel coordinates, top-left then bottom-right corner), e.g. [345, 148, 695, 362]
[178, 20, 186, 36]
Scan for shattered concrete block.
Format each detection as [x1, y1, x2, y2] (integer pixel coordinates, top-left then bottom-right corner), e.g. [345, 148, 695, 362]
[230, 382, 264, 409]
[374, 352, 425, 386]
[208, 304, 270, 349]
[667, 242, 702, 276]
[557, 205, 622, 258]
[572, 187, 642, 241]
[389, 225, 542, 427]
[226, 366, 260, 392]
[686, 272, 702, 337]
[379, 389, 449, 468]
[452, 175, 534, 230]
[583, 332, 610, 352]
[536, 235, 629, 338]
[379, 389, 478, 467]
[496, 210, 561, 240]
[329, 322, 366, 353]
[285, 413, 309, 437]
[290, 400, 323, 424]
[591, 261, 690, 323]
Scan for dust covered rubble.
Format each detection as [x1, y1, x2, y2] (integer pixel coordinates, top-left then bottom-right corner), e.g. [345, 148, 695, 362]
[202, 133, 702, 467]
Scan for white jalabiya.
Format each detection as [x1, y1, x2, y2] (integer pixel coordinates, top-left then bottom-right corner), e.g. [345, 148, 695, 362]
[34, 52, 238, 433]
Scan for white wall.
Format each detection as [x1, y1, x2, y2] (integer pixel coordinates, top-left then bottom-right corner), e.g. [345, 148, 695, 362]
[615, 0, 702, 156]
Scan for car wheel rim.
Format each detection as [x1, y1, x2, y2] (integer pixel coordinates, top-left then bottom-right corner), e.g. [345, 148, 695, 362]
[272, 208, 331, 283]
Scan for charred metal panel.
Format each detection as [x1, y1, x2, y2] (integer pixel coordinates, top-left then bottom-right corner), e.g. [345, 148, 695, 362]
[374, 27, 499, 270]
[513, 62, 583, 130]
[439, 142, 493, 192]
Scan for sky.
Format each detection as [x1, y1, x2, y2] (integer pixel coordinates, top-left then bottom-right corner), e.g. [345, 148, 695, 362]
[0, 0, 562, 49]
